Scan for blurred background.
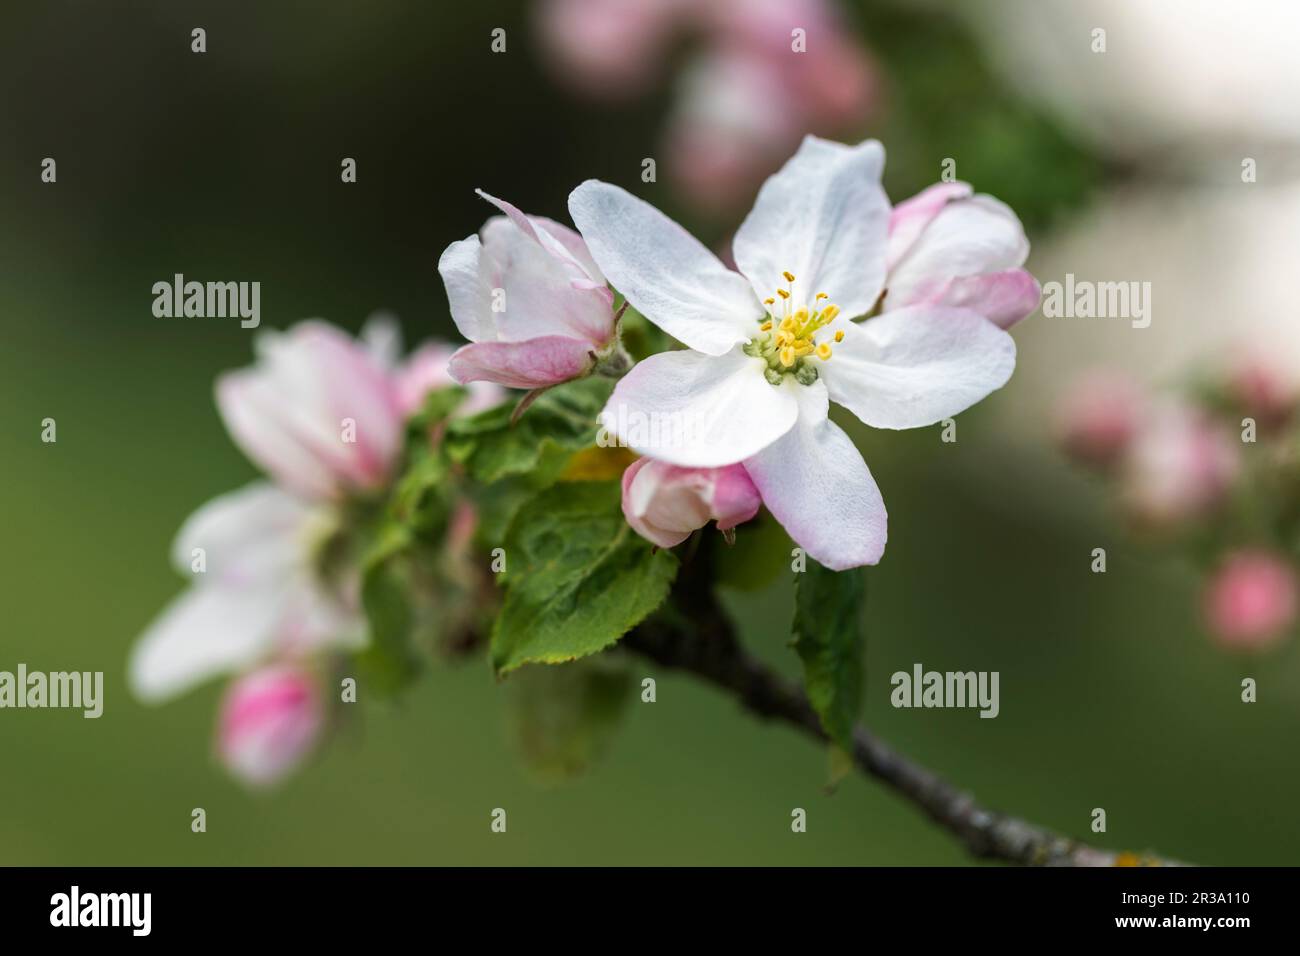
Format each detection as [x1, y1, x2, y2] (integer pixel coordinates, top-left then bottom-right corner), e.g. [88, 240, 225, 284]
[2, 0, 1298, 865]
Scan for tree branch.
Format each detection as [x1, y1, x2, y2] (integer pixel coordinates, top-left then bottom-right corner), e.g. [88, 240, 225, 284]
[623, 566, 1185, 867]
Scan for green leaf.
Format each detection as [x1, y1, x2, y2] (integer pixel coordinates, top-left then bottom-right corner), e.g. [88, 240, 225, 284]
[444, 376, 613, 483]
[506, 657, 633, 782]
[491, 481, 678, 675]
[791, 559, 866, 753]
[391, 446, 454, 538]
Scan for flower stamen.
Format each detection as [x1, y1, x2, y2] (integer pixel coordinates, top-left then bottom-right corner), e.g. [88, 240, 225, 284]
[746, 270, 844, 386]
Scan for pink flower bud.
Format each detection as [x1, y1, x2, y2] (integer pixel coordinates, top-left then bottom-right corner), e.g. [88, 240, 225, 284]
[1121, 404, 1239, 527]
[439, 191, 617, 390]
[217, 665, 324, 787]
[1056, 371, 1144, 469]
[1203, 551, 1297, 649]
[1226, 354, 1297, 430]
[621, 458, 761, 549]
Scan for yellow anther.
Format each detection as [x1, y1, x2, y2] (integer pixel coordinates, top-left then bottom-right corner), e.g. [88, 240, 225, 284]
[816, 292, 828, 301]
[774, 330, 791, 346]
[776, 289, 790, 300]
[792, 306, 809, 324]
[820, 304, 840, 323]
[795, 340, 814, 356]
[834, 330, 844, 343]
[764, 297, 775, 305]
[779, 316, 795, 331]
[760, 320, 772, 331]
[779, 346, 796, 367]
[816, 343, 833, 360]
[782, 271, 796, 283]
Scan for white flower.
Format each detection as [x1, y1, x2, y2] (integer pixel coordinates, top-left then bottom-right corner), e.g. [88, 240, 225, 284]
[569, 136, 1020, 569]
[128, 482, 364, 704]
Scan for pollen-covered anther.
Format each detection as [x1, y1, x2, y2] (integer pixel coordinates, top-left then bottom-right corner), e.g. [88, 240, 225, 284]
[751, 271, 843, 380]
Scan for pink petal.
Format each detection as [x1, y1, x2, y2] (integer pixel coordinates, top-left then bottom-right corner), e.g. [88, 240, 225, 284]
[217, 665, 324, 787]
[620, 457, 760, 548]
[897, 268, 1042, 329]
[887, 181, 973, 270]
[447, 336, 595, 390]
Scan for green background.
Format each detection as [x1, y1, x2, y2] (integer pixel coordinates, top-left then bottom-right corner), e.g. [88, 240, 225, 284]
[1, 0, 1295, 865]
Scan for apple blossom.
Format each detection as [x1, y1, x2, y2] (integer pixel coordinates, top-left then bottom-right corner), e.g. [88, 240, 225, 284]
[216, 320, 407, 501]
[438, 190, 619, 390]
[571, 136, 1021, 570]
[1121, 403, 1239, 527]
[217, 664, 325, 787]
[1056, 370, 1145, 469]
[1203, 550, 1297, 650]
[128, 482, 365, 704]
[539, 0, 876, 214]
[621, 458, 762, 549]
[1225, 353, 1297, 430]
[885, 181, 1041, 329]
[535, 0, 693, 98]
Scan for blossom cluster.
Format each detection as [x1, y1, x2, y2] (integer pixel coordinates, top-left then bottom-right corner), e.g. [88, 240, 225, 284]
[130, 318, 499, 785]
[1058, 357, 1300, 649]
[130, 135, 1038, 786]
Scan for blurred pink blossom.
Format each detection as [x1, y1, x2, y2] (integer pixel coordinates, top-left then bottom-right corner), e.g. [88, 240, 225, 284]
[1056, 370, 1145, 469]
[536, 0, 693, 98]
[621, 458, 761, 548]
[216, 321, 405, 501]
[1226, 353, 1298, 430]
[217, 664, 325, 787]
[1121, 403, 1240, 527]
[129, 483, 365, 704]
[539, 0, 876, 214]
[217, 317, 500, 501]
[1203, 550, 1297, 650]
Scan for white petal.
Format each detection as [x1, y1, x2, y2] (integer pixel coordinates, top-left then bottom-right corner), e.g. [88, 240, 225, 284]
[569, 180, 761, 355]
[820, 305, 1017, 430]
[477, 189, 606, 286]
[886, 194, 1030, 307]
[437, 235, 495, 342]
[170, 483, 315, 585]
[599, 348, 798, 467]
[129, 584, 286, 703]
[743, 382, 887, 570]
[477, 215, 615, 346]
[733, 136, 889, 319]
